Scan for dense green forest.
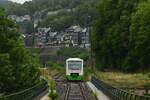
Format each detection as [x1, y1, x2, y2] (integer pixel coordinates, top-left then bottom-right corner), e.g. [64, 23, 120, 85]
[0, 8, 40, 94]
[0, 0, 20, 15]
[0, 0, 99, 31]
[39, 0, 99, 31]
[92, 0, 150, 72]
[0, 0, 13, 8]
[5, 0, 98, 16]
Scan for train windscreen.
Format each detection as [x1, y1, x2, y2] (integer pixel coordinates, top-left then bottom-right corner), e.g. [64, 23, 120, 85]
[68, 61, 82, 70]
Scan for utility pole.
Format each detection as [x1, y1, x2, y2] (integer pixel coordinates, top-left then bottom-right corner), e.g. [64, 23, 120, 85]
[52, 0, 54, 10]
[87, 15, 94, 71]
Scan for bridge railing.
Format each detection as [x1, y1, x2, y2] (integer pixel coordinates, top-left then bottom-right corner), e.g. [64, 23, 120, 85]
[0, 80, 48, 100]
[91, 76, 150, 100]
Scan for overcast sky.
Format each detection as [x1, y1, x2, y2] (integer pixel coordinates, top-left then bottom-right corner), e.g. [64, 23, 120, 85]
[10, 0, 32, 4]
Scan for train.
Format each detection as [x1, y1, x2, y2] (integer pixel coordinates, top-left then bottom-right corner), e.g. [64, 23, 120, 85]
[66, 58, 84, 81]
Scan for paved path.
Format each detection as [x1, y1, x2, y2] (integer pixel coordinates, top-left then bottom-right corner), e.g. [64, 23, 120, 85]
[40, 93, 49, 100]
[86, 82, 110, 100]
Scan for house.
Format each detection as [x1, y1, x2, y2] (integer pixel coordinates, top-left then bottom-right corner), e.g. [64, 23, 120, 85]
[65, 25, 90, 48]
[34, 28, 51, 47]
[34, 25, 90, 48]
[46, 32, 58, 46]
[34, 27, 59, 47]
[23, 15, 31, 21]
[8, 15, 31, 22]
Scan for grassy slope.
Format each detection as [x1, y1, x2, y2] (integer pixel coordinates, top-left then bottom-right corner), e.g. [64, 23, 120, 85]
[95, 71, 150, 88]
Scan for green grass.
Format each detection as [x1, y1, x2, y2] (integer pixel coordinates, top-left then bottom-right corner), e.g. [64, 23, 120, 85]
[84, 67, 93, 81]
[27, 48, 40, 54]
[95, 71, 150, 88]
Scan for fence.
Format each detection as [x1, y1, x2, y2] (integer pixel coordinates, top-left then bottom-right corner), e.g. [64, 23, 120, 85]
[91, 76, 150, 100]
[0, 80, 48, 100]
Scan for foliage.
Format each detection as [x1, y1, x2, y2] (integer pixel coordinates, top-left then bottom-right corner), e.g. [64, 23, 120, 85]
[0, 0, 13, 8]
[124, 0, 150, 71]
[96, 71, 150, 88]
[47, 61, 64, 70]
[48, 80, 58, 100]
[84, 67, 93, 81]
[27, 48, 40, 54]
[143, 83, 150, 94]
[48, 92, 58, 100]
[3, 0, 95, 15]
[40, 13, 73, 31]
[2, 0, 99, 31]
[18, 21, 34, 34]
[73, 0, 98, 27]
[57, 47, 89, 61]
[0, 8, 40, 94]
[39, 0, 98, 31]
[92, 0, 150, 71]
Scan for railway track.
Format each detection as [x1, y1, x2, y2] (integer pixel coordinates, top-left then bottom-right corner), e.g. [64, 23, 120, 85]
[64, 82, 88, 100]
[53, 74, 97, 100]
[53, 73, 66, 82]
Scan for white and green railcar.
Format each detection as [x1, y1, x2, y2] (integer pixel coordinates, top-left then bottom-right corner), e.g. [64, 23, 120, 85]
[66, 58, 84, 81]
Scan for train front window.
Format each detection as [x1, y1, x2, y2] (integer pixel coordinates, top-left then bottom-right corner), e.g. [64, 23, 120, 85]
[68, 61, 82, 70]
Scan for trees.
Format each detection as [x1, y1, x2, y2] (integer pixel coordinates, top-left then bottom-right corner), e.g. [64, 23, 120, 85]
[40, 13, 73, 31]
[92, 0, 150, 71]
[57, 47, 89, 61]
[0, 0, 13, 9]
[124, 0, 150, 70]
[18, 21, 34, 34]
[73, 1, 98, 27]
[0, 8, 40, 94]
[39, 0, 99, 31]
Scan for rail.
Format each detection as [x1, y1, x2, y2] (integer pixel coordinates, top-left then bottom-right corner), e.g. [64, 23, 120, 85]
[64, 82, 88, 100]
[91, 76, 150, 100]
[0, 80, 48, 100]
[64, 83, 71, 100]
[79, 83, 88, 100]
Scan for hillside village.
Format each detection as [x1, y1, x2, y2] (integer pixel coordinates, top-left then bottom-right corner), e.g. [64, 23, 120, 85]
[8, 14, 90, 49]
[34, 25, 90, 48]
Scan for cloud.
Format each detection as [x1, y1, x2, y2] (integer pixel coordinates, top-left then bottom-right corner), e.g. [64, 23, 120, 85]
[10, 0, 31, 4]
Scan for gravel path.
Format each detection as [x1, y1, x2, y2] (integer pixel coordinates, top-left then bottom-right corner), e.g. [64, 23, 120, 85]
[87, 82, 110, 100]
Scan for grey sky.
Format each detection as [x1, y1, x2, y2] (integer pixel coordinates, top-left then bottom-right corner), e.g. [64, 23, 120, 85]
[10, 0, 32, 4]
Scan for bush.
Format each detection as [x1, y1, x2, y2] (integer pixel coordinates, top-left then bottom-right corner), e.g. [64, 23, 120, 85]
[57, 47, 89, 61]
[0, 9, 40, 94]
[84, 68, 93, 81]
[143, 83, 150, 94]
[48, 80, 58, 100]
[47, 61, 64, 71]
